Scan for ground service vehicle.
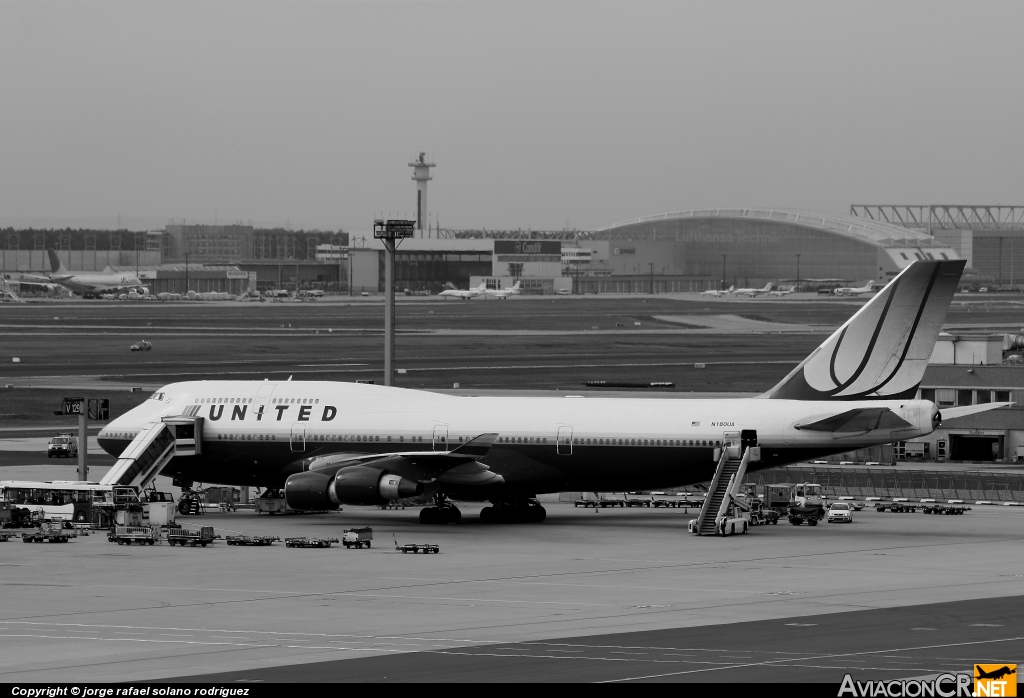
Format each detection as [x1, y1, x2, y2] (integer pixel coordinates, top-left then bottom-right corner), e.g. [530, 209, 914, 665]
[788, 483, 826, 525]
[47, 433, 79, 458]
[22, 521, 74, 543]
[130, 340, 153, 352]
[342, 527, 373, 548]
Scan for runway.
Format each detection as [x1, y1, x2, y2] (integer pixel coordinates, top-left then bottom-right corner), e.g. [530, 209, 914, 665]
[175, 595, 1024, 683]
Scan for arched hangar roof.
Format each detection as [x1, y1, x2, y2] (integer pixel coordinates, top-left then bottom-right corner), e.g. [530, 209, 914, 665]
[592, 209, 936, 247]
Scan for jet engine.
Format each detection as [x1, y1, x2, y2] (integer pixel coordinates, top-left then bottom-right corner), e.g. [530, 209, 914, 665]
[284, 466, 422, 510]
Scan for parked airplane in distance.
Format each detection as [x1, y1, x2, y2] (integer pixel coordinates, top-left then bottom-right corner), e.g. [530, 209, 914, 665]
[833, 282, 877, 296]
[24, 249, 149, 298]
[732, 283, 774, 297]
[701, 286, 734, 297]
[100, 260, 1007, 526]
[767, 287, 794, 297]
[439, 282, 487, 300]
[485, 281, 522, 299]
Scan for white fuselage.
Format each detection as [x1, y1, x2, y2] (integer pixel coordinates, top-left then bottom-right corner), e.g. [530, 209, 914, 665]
[100, 381, 937, 492]
[50, 272, 143, 295]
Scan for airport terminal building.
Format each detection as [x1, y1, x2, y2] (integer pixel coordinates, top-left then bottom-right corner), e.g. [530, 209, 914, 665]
[2, 209, 961, 295]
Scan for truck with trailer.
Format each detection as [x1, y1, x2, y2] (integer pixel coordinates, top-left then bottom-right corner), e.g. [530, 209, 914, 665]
[22, 521, 75, 543]
[342, 527, 373, 548]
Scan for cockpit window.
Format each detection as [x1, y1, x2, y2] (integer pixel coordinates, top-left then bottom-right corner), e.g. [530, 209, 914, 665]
[149, 392, 165, 401]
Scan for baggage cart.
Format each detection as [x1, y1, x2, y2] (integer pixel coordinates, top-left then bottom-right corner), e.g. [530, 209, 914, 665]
[284, 537, 339, 548]
[108, 525, 160, 545]
[393, 534, 439, 554]
[921, 504, 970, 515]
[167, 526, 218, 547]
[225, 535, 281, 546]
[875, 502, 921, 513]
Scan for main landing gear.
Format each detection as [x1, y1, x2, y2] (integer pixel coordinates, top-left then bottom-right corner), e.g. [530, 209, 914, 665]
[419, 495, 462, 525]
[479, 497, 546, 524]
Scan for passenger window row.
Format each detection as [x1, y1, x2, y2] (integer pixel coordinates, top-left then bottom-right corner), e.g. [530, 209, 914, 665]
[195, 397, 252, 404]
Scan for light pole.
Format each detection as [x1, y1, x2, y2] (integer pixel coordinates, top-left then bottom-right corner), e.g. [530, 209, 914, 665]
[721, 254, 727, 290]
[374, 219, 414, 387]
[649, 262, 655, 294]
[796, 253, 801, 291]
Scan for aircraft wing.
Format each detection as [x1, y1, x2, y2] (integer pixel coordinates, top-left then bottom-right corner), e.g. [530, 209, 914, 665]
[794, 408, 911, 433]
[303, 433, 502, 484]
[17, 272, 54, 284]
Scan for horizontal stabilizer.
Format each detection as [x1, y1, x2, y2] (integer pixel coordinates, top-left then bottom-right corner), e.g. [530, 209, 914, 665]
[795, 407, 911, 433]
[939, 401, 1014, 421]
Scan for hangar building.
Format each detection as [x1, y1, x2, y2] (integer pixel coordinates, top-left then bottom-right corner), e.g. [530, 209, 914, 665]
[582, 209, 959, 289]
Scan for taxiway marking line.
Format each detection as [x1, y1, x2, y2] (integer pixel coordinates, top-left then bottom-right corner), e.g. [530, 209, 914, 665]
[598, 635, 1024, 682]
[3, 621, 502, 645]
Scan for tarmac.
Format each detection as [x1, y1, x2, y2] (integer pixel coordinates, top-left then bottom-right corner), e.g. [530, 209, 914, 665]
[1, 481, 1022, 683]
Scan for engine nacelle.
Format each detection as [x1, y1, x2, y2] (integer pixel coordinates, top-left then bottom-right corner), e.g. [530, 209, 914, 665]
[333, 465, 422, 505]
[284, 466, 422, 510]
[283, 471, 338, 511]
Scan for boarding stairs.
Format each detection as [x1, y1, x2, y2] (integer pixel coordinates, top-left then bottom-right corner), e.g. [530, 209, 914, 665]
[100, 417, 203, 491]
[0, 288, 24, 303]
[692, 444, 752, 535]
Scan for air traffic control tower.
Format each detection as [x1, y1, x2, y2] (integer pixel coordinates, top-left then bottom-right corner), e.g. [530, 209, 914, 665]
[409, 152, 435, 237]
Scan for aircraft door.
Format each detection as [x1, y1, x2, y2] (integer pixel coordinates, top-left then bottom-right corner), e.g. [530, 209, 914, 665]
[290, 424, 305, 453]
[722, 430, 741, 459]
[557, 426, 573, 455]
[254, 382, 276, 423]
[433, 425, 448, 451]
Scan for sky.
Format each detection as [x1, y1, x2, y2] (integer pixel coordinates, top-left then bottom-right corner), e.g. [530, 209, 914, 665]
[0, 0, 1021, 232]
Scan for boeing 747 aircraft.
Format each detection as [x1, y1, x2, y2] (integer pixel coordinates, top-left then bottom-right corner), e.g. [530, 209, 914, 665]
[99, 260, 1005, 524]
[21, 249, 149, 298]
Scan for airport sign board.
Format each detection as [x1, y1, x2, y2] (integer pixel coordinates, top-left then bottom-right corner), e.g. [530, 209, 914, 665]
[62, 397, 85, 414]
[494, 240, 562, 255]
[373, 219, 415, 240]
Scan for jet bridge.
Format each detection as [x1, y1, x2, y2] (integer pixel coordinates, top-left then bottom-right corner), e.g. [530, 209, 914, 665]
[100, 417, 203, 490]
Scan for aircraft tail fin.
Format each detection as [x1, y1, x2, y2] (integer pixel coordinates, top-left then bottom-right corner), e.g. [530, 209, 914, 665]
[765, 259, 966, 401]
[47, 249, 68, 275]
[511, 280, 521, 289]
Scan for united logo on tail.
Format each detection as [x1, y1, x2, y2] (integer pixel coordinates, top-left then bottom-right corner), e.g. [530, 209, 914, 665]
[767, 259, 966, 401]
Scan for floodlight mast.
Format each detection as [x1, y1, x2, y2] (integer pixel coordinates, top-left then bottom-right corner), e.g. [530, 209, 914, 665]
[373, 219, 415, 386]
